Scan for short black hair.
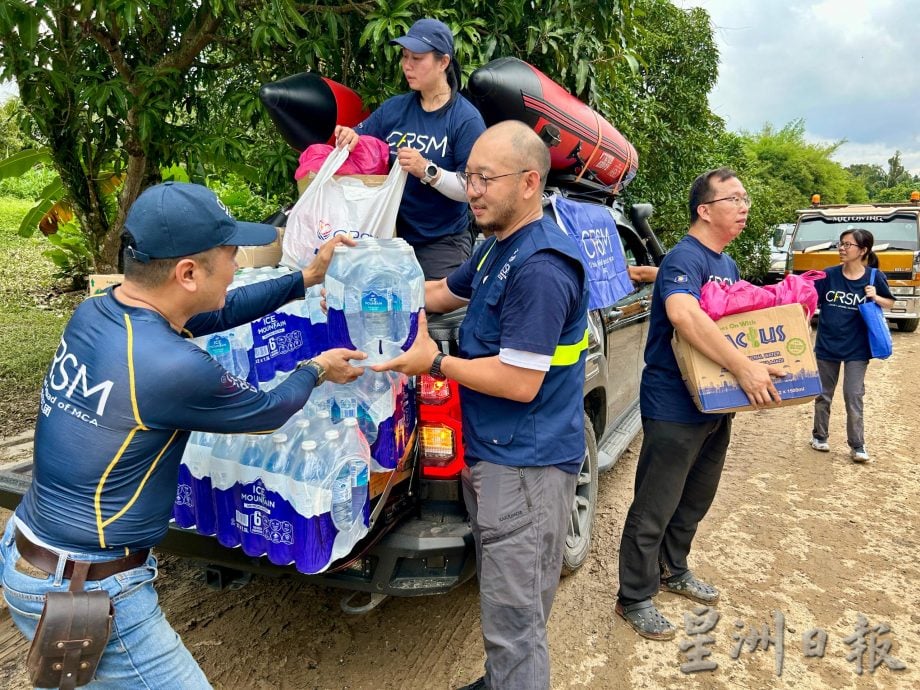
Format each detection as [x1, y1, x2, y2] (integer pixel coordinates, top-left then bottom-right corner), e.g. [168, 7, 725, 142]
[689, 167, 738, 224]
[122, 232, 215, 288]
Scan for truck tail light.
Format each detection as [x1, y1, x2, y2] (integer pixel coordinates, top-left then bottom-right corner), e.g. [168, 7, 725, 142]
[418, 376, 452, 404]
[419, 424, 456, 462]
[417, 375, 465, 478]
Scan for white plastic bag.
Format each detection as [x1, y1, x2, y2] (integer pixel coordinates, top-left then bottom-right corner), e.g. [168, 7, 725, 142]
[282, 146, 407, 269]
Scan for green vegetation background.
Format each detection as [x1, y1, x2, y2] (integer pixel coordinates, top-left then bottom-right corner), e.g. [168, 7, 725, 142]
[0, 196, 81, 436]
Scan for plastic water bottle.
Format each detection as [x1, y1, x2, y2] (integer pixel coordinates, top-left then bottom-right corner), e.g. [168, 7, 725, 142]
[239, 436, 266, 468]
[285, 419, 311, 455]
[359, 246, 401, 359]
[211, 433, 243, 463]
[263, 433, 292, 475]
[340, 417, 370, 525]
[184, 431, 217, 534]
[230, 332, 251, 381]
[330, 380, 360, 424]
[207, 331, 251, 380]
[207, 332, 234, 370]
[310, 409, 335, 447]
[355, 370, 394, 444]
[291, 440, 321, 483]
[323, 429, 351, 530]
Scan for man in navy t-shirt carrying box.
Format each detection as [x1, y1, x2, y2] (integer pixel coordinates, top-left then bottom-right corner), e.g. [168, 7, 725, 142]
[615, 168, 786, 640]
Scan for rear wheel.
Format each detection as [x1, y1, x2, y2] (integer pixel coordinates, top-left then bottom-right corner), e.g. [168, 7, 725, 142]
[896, 318, 919, 333]
[562, 413, 599, 575]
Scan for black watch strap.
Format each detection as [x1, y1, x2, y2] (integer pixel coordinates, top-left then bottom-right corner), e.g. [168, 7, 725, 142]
[429, 352, 447, 379]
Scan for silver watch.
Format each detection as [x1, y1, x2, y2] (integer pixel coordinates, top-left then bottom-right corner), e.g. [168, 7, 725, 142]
[421, 161, 439, 185]
[298, 358, 326, 385]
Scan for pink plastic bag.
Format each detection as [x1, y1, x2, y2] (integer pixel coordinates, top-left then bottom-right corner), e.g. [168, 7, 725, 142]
[699, 280, 776, 321]
[764, 270, 825, 319]
[294, 135, 390, 180]
[699, 270, 826, 320]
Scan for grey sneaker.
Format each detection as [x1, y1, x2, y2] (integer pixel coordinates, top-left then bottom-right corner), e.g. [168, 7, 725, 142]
[810, 437, 830, 452]
[851, 447, 870, 463]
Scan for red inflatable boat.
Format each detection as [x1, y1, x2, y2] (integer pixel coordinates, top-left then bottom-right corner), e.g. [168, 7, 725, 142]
[466, 57, 638, 193]
[260, 58, 638, 193]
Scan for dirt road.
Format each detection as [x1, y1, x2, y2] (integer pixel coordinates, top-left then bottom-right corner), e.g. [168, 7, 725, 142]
[1, 329, 917, 689]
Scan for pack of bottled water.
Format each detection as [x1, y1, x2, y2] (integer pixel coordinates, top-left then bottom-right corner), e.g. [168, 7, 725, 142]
[191, 266, 329, 389]
[175, 257, 420, 573]
[173, 370, 416, 573]
[175, 414, 370, 573]
[324, 238, 425, 365]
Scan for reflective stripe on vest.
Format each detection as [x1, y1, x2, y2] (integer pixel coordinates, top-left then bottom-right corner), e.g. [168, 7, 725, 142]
[476, 241, 495, 272]
[550, 327, 589, 367]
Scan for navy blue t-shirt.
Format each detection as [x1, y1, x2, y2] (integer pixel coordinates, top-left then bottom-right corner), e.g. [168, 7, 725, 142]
[814, 265, 893, 362]
[447, 218, 586, 473]
[18, 274, 322, 554]
[641, 234, 740, 423]
[356, 92, 485, 245]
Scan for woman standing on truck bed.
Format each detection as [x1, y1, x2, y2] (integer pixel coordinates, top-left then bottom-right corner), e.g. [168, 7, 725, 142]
[810, 228, 894, 463]
[335, 18, 486, 280]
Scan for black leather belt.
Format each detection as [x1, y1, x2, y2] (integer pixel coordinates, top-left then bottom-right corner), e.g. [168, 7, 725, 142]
[15, 530, 150, 581]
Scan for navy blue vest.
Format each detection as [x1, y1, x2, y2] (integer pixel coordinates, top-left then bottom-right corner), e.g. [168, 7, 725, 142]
[459, 217, 589, 467]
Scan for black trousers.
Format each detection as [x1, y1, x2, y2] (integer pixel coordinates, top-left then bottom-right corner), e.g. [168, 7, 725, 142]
[617, 415, 732, 605]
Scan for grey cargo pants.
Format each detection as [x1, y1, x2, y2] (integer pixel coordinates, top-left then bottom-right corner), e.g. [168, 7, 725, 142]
[812, 358, 869, 449]
[462, 461, 578, 690]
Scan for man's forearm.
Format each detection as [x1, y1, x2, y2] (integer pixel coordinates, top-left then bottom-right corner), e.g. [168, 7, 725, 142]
[438, 354, 544, 403]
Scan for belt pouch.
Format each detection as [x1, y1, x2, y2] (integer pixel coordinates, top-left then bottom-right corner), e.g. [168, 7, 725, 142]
[27, 561, 114, 690]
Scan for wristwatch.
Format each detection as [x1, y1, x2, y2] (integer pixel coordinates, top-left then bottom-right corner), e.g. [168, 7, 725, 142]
[420, 161, 439, 185]
[298, 358, 327, 385]
[429, 352, 447, 379]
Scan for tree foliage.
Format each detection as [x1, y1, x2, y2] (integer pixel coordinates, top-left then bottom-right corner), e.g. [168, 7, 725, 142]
[0, 0, 640, 272]
[599, 0, 723, 248]
[741, 120, 867, 208]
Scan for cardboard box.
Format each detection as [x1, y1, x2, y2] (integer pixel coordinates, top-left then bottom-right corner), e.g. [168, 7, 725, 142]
[296, 172, 388, 197]
[237, 227, 284, 268]
[87, 274, 123, 296]
[672, 303, 821, 414]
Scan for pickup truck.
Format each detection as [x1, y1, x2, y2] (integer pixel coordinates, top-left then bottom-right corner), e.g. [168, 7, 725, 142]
[0, 190, 665, 612]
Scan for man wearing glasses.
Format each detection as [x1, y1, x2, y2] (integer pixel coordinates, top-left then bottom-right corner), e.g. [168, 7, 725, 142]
[374, 120, 589, 690]
[615, 168, 784, 640]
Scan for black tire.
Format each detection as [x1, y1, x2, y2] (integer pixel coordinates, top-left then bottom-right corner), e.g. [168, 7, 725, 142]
[896, 318, 919, 333]
[562, 413, 599, 575]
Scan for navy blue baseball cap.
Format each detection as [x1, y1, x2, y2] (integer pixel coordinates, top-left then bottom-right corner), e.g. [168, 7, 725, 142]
[123, 182, 277, 262]
[390, 18, 454, 57]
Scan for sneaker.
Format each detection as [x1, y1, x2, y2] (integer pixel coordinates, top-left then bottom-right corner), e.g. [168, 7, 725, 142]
[810, 437, 830, 452]
[851, 447, 870, 463]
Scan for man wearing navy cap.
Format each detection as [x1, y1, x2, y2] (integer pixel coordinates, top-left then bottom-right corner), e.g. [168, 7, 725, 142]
[0, 182, 365, 687]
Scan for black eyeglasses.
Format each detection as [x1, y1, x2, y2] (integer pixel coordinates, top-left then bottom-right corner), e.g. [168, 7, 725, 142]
[838, 241, 860, 250]
[456, 170, 529, 194]
[701, 195, 752, 209]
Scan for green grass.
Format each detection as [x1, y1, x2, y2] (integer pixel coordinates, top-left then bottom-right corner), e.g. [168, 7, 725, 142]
[0, 197, 82, 437]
